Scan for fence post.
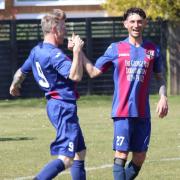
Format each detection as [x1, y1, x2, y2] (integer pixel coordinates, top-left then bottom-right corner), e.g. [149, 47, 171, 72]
[10, 19, 18, 75]
[168, 21, 180, 95]
[160, 20, 168, 93]
[85, 18, 93, 95]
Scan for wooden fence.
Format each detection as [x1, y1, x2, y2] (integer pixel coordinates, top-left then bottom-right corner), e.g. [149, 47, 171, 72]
[0, 17, 168, 99]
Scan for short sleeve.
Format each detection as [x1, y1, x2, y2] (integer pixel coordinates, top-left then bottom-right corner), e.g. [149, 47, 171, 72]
[50, 49, 72, 79]
[153, 46, 162, 73]
[95, 43, 118, 73]
[21, 49, 33, 74]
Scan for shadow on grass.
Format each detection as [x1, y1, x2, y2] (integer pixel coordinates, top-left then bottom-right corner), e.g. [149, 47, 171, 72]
[0, 137, 36, 141]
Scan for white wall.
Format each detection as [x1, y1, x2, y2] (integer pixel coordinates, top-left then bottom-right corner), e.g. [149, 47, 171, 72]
[14, 0, 106, 6]
[15, 10, 108, 19]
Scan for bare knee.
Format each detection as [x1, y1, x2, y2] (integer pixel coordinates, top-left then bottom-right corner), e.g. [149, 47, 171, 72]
[132, 152, 146, 166]
[58, 155, 74, 169]
[74, 149, 86, 161]
[115, 151, 128, 160]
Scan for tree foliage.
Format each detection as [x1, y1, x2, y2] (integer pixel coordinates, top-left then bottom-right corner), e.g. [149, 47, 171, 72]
[102, 0, 180, 20]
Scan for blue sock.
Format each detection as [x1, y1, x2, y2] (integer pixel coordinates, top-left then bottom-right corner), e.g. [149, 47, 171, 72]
[35, 159, 65, 180]
[125, 161, 141, 180]
[113, 163, 125, 180]
[70, 160, 86, 180]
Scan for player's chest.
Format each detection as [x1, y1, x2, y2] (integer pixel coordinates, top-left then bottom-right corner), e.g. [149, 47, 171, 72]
[114, 47, 155, 68]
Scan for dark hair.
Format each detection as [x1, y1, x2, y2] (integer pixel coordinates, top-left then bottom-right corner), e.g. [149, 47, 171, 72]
[123, 7, 146, 21]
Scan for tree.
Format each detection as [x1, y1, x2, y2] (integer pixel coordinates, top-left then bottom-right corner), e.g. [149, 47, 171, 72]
[102, 0, 180, 20]
[103, 0, 180, 95]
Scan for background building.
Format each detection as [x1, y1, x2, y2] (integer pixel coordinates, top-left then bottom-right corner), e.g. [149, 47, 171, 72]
[0, 0, 107, 19]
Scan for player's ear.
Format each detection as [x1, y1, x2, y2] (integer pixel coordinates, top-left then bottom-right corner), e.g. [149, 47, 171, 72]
[52, 25, 57, 34]
[123, 20, 128, 29]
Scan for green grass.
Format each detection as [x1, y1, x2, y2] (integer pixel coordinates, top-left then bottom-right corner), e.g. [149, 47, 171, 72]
[0, 95, 180, 180]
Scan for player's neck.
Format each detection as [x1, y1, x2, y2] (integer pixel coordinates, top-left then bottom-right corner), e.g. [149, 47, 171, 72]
[43, 34, 58, 47]
[128, 35, 143, 47]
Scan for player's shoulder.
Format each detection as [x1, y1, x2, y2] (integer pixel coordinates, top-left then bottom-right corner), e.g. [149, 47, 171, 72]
[31, 42, 47, 54]
[30, 44, 39, 54]
[114, 38, 130, 47]
[143, 39, 158, 49]
[49, 46, 65, 59]
[107, 40, 122, 50]
[143, 40, 161, 57]
[50, 47, 71, 64]
[110, 39, 131, 53]
[111, 39, 126, 45]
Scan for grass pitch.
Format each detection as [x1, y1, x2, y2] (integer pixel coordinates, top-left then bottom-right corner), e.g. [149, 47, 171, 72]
[0, 95, 180, 180]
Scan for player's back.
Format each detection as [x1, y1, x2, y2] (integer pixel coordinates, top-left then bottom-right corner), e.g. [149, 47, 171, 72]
[28, 42, 78, 101]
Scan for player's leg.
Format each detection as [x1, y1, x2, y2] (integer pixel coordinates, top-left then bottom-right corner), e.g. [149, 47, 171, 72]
[34, 155, 73, 180]
[71, 149, 86, 180]
[34, 99, 79, 179]
[125, 118, 151, 180]
[70, 124, 86, 180]
[113, 151, 128, 180]
[113, 118, 132, 180]
[125, 152, 146, 180]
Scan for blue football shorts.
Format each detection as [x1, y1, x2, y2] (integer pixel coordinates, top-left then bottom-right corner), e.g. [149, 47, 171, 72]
[113, 117, 151, 152]
[46, 98, 86, 158]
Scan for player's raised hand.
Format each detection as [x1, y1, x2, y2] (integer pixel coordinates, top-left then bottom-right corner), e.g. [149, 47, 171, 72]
[73, 35, 84, 52]
[67, 32, 75, 51]
[156, 95, 168, 118]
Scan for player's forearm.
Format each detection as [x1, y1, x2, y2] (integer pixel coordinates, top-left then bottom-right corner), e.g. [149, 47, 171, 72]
[81, 52, 101, 78]
[155, 73, 167, 98]
[69, 51, 83, 82]
[159, 84, 167, 98]
[155, 73, 168, 118]
[11, 68, 26, 88]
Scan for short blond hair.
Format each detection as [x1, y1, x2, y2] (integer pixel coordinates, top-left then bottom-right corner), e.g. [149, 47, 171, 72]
[41, 9, 66, 35]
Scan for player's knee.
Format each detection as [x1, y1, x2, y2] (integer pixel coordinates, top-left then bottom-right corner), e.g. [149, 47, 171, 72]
[74, 149, 86, 161]
[114, 157, 127, 167]
[132, 152, 146, 166]
[115, 150, 128, 160]
[58, 155, 74, 169]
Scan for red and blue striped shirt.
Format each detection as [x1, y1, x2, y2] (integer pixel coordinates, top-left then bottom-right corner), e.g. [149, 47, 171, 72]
[95, 38, 162, 118]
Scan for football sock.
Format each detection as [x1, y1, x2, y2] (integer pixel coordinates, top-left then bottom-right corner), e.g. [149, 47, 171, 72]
[125, 161, 141, 180]
[35, 159, 65, 180]
[70, 160, 86, 180]
[113, 158, 126, 180]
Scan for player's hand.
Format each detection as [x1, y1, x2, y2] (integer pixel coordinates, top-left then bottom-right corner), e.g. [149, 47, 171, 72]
[9, 84, 21, 96]
[156, 95, 168, 118]
[73, 35, 84, 53]
[67, 33, 75, 51]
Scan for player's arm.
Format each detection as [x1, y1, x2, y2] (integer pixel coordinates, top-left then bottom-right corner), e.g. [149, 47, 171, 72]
[68, 35, 84, 82]
[154, 72, 168, 118]
[9, 68, 26, 96]
[81, 51, 102, 78]
[81, 43, 116, 78]
[67, 33, 102, 78]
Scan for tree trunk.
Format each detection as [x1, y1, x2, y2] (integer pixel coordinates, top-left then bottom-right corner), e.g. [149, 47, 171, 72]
[168, 21, 180, 95]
